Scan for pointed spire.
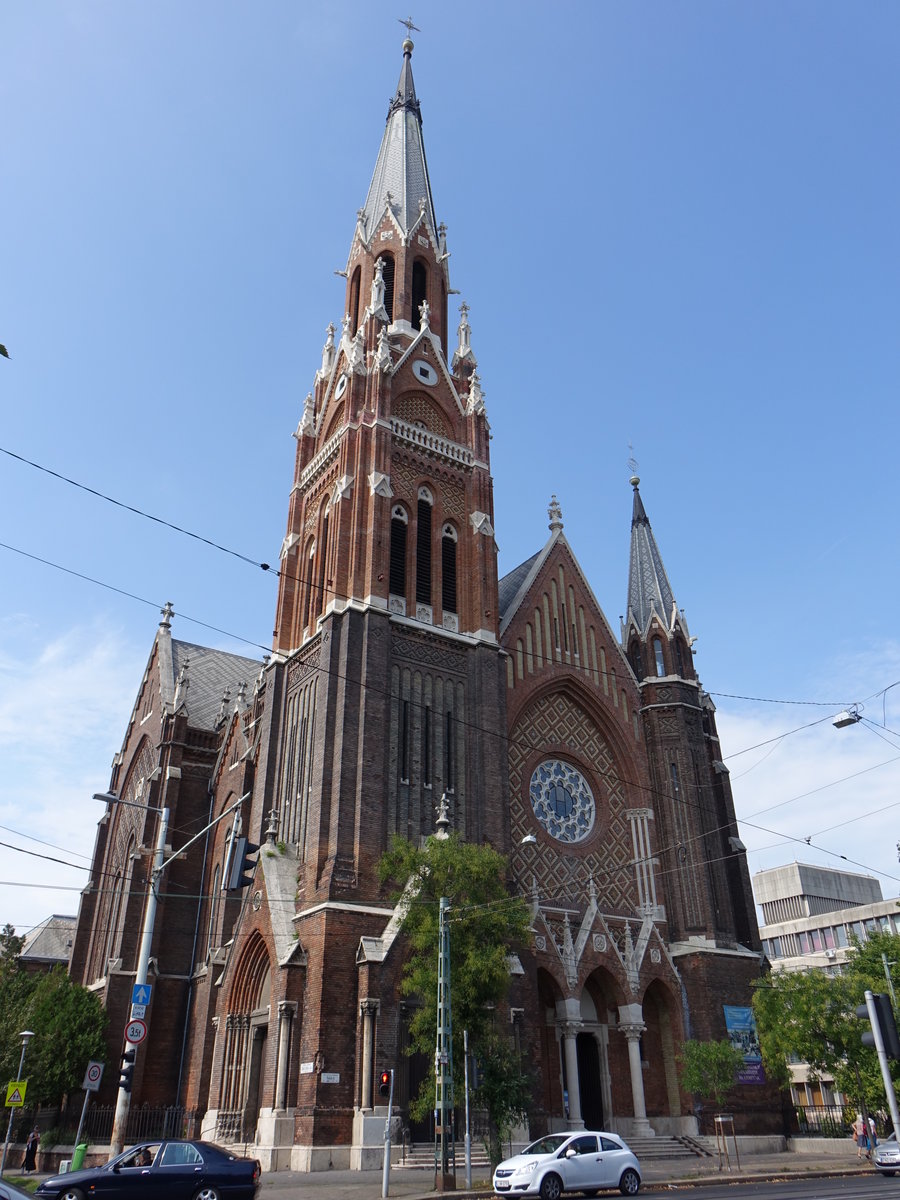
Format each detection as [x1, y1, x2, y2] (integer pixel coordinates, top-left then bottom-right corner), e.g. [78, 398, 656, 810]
[626, 474, 678, 634]
[361, 38, 437, 239]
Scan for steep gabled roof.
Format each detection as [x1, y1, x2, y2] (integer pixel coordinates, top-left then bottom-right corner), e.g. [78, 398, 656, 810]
[170, 640, 262, 731]
[361, 38, 437, 241]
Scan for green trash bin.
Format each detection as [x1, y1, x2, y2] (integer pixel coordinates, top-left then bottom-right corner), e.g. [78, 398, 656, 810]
[71, 1144, 88, 1171]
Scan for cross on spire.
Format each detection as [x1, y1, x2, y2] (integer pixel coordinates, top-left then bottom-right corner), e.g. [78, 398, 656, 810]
[398, 15, 420, 38]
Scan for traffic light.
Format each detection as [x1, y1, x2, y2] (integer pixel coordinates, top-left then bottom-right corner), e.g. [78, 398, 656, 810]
[379, 1069, 392, 1097]
[119, 1048, 136, 1093]
[226, 837, 260, 891]
[856, 992, 900, 1060]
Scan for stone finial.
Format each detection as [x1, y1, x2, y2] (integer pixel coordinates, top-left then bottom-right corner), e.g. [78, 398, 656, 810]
[548, 495, 563, 531]
[374, 327, 392, 373]
[320, 323, 336, 378]
[299, 391, 315, 437]
[418, 299, 430, 330]
[371, 257, 386, 309]
[159, 601, 175, 629]
[434, 792, 451, 839]
[466, 372, 485, 416]
[418, 195, 427, 214]
[236, 680, 248, 707]
[265, 807, 280, 845]
[215, 686, 232, 728]
[173, 657, 190, 713]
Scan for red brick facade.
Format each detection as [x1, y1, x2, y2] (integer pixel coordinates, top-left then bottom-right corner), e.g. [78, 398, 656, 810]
[70, 38, 782, 1170]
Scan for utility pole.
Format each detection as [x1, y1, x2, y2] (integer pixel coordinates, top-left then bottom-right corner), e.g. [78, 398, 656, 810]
[109, 806, 168, 1155]
[434, 896, 454, 1190]
[107, 792, 246, 1156]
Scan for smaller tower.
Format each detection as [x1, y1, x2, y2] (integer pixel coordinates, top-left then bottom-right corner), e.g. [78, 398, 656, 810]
[622, 475, 757, 950]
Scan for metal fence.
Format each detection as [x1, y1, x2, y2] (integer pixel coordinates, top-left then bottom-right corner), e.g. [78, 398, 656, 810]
[792, 1104, 860, 1138]
[15, 1105, 199, 1148]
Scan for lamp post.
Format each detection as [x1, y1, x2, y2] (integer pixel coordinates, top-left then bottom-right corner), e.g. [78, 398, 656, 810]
[0, 1030, 35, 1175]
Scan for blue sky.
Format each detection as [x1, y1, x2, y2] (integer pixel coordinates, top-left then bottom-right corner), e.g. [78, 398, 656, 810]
[2, 2, 899, 932]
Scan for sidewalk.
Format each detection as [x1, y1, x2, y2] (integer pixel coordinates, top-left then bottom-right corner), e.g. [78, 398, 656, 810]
[258, 1149, 874, 1197]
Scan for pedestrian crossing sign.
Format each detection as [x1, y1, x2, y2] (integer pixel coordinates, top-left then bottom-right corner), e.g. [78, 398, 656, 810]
[5, 1080, 27, 1107]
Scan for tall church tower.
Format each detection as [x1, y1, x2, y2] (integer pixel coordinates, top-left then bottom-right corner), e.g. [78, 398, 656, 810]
[622, 472, 759, 956]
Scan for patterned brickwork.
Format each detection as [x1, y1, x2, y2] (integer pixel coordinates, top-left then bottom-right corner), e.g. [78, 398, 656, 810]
[510, 692, 637, 914]
[393, 391, 451, 436]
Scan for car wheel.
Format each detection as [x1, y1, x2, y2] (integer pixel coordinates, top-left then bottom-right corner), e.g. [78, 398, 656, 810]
[539, 1172, 563, 1200]
[60, 1190, 85, 1200]
[619, 1168, 640, 1196]
[192, 1189, 222, 1200]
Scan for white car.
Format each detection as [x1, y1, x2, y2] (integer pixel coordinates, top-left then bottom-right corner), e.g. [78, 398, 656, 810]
[493, 1131, 641, 1198]
[873, 1130, 900, 1175]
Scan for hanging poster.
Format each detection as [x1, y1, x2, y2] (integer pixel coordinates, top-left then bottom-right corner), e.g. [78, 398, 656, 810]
[723, 1005, 765, 1084]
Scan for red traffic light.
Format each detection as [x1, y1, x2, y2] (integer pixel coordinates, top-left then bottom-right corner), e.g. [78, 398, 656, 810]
[379, 1069, 391, 1097]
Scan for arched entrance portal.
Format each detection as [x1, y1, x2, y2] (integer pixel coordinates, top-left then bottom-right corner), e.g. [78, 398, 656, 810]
[576, 1032, 603, 1129]
[216, 932, 272, 1142]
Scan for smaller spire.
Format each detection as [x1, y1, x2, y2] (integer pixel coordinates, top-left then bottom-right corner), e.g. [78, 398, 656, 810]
[548, 495, 563, 531]
[434, 791, 451, 839]
[159, 601, 174, 629]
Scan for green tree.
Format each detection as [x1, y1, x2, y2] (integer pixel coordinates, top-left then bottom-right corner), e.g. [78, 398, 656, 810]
[379, 832, 533, 1162]
[0, 957, 107, 1106]
[752, 932, 900, 1116]
[678, 1039, 746, 1109]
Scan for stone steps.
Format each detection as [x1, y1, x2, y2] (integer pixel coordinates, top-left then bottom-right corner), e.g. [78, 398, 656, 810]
[624, 1134, 712, 1160]
[395, 1142, 492, 1171]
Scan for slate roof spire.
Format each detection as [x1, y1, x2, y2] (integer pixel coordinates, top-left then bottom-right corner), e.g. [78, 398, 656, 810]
[361, 37, 437, 239]
[626, 474, 677, 634]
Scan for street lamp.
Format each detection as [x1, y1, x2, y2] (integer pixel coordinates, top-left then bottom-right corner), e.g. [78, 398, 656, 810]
[0, 1030, 35, 1174]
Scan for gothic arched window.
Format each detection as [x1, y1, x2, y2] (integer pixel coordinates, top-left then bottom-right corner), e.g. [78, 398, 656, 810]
[441, 523, 458, 614]
[411, 259, 428, 329]
[381, 253, 395, 322]
[389, 505, 408, 598]
[653, 636, 666, 677]
[348, 266, 361, 335]
[416, 488, 433, 605]
[316, 506, 330, 618]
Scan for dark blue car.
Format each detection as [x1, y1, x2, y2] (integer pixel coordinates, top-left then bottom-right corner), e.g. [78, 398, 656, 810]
[35, 1140, 260, 1200]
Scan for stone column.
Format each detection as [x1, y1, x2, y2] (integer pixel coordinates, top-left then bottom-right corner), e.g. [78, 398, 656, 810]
[359, 1000, 378, 1111]
[561, 1020, 583, 1128]
[619, 1022, 652, 1137]
[275, 1001, 296, 1112]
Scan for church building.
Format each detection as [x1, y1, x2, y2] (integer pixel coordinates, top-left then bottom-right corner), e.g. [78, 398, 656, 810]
[70, 37, 779, 1170]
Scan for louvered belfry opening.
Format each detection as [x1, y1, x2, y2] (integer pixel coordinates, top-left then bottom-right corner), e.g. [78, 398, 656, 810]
[411, 259, 427, 329]
[389, 511, 407, 597]
[381, 253, 395, 322]
[416, 498, 432, 604]
[441, 528, 457, 613]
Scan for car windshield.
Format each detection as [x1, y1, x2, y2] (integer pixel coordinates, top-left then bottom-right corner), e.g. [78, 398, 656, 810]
[523, 1135, 569, 1156]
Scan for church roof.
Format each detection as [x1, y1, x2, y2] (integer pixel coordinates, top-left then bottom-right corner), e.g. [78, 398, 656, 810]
[361, 38, 437, 240]
[626, 476, 677, 633]
[170, 640, 262, 731]
[498, 551, 541, 623]
[21, 913, 76, 966]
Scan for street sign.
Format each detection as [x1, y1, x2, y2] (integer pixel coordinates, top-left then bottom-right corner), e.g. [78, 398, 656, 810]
[131, 983, 152, 1006]
[82, 1061, 104, 1092]
[125, 1018, 148, 1044]
[131, 1004, 147, 1020]
[5, 1081, 27, 1107]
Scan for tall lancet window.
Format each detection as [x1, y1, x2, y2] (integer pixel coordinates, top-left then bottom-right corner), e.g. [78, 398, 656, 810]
[411, 259, 428, 329]
[381, 253, 395, 322]
[653, 636, 666, 677]
[389, 505, 408, 598]
[416, 488, 433, 605]
[441, 523, 458, 614]
[316, 506, 331, 618]
[348, 266, 361, 335]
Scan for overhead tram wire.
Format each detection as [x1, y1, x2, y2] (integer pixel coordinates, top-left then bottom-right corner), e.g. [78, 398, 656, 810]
[6, 537, 899, 876]
[9, 440, 895, 713]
